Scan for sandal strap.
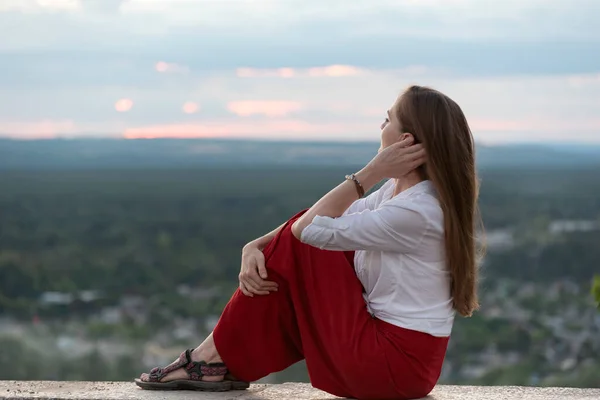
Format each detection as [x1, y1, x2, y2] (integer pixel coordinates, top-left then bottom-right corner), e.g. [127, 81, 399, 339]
[147, 349, 228, 382]
[185, 360, 228, 380]
[147, 350, 189, 382]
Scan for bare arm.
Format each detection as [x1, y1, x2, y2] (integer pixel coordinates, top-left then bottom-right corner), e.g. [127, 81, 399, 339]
[248, 177, 386, 251]
[239, 173, 378, 297]
[237, 222, 287, 297]
[291, 167, 381, 239]
[291, 137, 425, 240]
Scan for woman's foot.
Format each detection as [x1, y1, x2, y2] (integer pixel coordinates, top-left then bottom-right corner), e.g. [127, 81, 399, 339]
[135, 333, 249, 391]
[139, 347, 225, 383]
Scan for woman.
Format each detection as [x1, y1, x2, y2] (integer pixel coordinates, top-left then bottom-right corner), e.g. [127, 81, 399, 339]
[135, 85, 482, 400]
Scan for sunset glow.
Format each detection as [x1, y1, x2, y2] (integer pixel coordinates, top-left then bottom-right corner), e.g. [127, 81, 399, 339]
[307, 65, 365, 77]
[470, 117, 600, 133]
[236, 65, 365, 79]
[0, 120, 79, 139]
[121, 120, 371, 140]
[2, 1, 600, 144]
[227, 101, 303, 117]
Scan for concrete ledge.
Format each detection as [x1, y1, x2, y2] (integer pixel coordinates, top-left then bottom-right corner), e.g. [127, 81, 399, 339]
[1, 382, 599, 400]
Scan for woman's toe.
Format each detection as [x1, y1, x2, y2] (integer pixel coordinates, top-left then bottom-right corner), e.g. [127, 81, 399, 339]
[140, 373, 149, 381]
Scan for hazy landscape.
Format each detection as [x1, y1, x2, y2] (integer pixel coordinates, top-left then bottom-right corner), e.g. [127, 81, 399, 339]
[1, 138, 599, 387]
[2, 139, 600, 169]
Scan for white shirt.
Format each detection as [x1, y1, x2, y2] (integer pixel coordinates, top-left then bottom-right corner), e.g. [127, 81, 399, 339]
[300, 179, 454, 337]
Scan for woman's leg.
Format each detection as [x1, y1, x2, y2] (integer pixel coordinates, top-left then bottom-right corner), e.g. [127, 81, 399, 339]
[212, 211, 399, 398]
[137, 222, 303, 386]
[140, 210, 442, 399]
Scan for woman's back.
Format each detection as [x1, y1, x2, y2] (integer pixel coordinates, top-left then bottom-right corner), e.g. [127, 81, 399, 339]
[352, 179, 454, 337]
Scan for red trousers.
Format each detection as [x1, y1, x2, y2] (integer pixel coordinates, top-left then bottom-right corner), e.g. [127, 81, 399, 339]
[213, 211, 449, 400]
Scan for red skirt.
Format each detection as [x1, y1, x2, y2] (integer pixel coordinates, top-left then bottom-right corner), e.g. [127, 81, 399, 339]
[213, 210, 449, 400]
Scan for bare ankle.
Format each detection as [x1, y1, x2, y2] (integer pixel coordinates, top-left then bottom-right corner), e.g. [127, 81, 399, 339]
[192, 334, 223, 364]
[191, 347, 222, 365]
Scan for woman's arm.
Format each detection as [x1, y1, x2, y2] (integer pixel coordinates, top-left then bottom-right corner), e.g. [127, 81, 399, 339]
[291, 167, 382, 239]
[250, 176, 388, 251]
[342, 178, 392, 216]
[291, 137, 425, 240]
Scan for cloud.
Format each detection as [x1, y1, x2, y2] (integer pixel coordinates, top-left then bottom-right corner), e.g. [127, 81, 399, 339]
[114, 98, 134, 112]
[182, 102, 199, 114]
[1, 0, 599, 77]
[227, 101, 304, 118]
[122, 119, 374, 140]
[1, 1, 600, 143]
[0, 0, 130, 14]
[79, 0, 129, 14]
[0, 119, 79, 139]
[0, 118, 123, 139]
[236, 68, 298, 79]
[155, 61, 189, 74]
[306, 65, 366, 78]
[470, 117, 600, 133]
[566, 73, 600, 87]
[0, 0, 78, 12]
[121, 0, 600, 42]
[2, 65, 600, 142]
[236, 65, 366, 79]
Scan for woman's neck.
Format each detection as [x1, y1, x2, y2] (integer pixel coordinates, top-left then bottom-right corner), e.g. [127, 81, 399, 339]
[393, 172, 425, 197]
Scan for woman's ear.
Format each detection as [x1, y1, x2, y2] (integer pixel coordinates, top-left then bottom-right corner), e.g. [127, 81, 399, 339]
[399, 132, 415, 145]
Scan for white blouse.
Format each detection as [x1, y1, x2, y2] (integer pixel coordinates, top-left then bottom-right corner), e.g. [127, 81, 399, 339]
[300, 179, 454, 337]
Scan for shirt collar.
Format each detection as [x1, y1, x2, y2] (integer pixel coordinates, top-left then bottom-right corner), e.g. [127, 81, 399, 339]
[395, 180, 437, 199]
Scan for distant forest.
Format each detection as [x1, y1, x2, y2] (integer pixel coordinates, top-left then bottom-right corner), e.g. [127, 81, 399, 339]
[1, 166, 599, 319]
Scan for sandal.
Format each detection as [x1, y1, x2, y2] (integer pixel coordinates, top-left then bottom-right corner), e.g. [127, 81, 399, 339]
[134, 349, 250, 391]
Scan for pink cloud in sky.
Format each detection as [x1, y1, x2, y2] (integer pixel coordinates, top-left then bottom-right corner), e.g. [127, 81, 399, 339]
[0, 120, 80, 139]
[307, 65, 365, 77]
[236, 67, 296, 78]
[470, 117, 600, 133]
[566, 73, 600, 87]
[236, 65, 366, 79]
[5, 113, 600, 142]
[114, 98, 134, 112]
[155, 61, 190, 74]
[121, 115, 600, 141]
[182, 102, 200, 114]
[122, 119, 373, 140]
[227, 100, 303, 117]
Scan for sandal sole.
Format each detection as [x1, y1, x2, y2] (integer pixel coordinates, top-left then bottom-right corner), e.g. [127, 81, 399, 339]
[230, 381, 251, 390]
[134, 379, 248, 391]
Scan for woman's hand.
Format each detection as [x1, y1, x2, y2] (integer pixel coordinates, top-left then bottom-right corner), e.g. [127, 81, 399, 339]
[363, 135, 426, 180]
[239, 243, 279, 297]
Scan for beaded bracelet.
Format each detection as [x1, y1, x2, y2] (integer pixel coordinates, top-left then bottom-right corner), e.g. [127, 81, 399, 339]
[345, 173, 365, 198]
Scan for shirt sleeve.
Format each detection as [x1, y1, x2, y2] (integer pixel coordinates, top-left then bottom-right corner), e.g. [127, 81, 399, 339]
[300, 201, 429, 252]
[343, 179, 392, 216]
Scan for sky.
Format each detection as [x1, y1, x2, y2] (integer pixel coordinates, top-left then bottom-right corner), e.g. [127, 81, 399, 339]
[0, 0, 599, 144]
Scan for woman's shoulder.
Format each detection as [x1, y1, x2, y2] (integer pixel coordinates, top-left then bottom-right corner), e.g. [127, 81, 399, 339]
[385, 181, 440, 208]
[384, 183, 444, 228]
[365, 179, 395, 207]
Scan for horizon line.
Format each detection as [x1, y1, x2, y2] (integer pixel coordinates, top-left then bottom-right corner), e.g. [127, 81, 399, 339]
[1, 136, 600, 147]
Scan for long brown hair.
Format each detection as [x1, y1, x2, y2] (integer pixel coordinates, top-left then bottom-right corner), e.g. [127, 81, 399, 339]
[394, 85, 484, 317]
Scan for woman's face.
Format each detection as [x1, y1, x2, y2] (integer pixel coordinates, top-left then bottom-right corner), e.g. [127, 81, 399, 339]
[379, 107, 403, 153]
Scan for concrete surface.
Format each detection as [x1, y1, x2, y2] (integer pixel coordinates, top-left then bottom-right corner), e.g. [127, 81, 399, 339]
[1, 381, 599, 400]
